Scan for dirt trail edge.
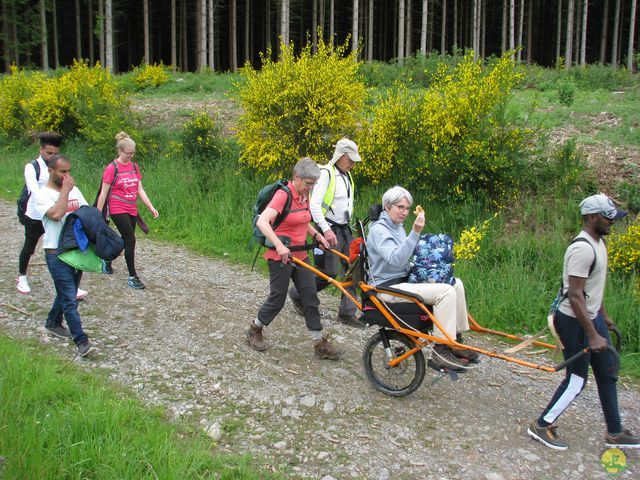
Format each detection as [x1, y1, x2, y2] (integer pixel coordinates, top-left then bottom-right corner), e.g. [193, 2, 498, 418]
[1, 200, 638, 480]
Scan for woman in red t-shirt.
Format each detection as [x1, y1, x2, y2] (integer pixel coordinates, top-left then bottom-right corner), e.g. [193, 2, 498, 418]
[96, 131, 158, 289]
[246, 157, 342, 360]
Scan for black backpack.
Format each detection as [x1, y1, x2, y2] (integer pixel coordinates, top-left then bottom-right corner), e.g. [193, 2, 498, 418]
[16, 159, 41, 225]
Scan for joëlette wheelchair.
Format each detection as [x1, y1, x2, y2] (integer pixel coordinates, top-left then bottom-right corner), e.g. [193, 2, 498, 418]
[289, 205, 621, 397]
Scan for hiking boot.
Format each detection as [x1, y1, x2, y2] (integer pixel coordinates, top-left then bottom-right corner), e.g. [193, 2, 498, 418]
[247, 324, 267, 352]
[430, 345, 468, 372]
[527, 421, 568, 451]
[103, 261, 114, 274]
[605, 429, 640, 449]
[314, 335, 342, 360]
[16, 275, 30, 294]
[76, 288, 88, 300]
[46, 324, 71, 339]
[337, 313, 365, 328]
[77, 340, 95, 357]
[450, 345, 480, 362]
[288, 288, 305, 316]
[128, 276, 145, 289]
[453, 334, 480, 362]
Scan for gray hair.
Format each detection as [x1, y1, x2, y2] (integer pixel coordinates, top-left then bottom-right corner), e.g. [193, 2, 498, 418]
[293, 157, 320, 180]
[382, 186, 413, 210]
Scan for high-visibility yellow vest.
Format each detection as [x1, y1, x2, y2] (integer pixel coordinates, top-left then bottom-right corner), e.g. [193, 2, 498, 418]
[321, 165, 355, 216]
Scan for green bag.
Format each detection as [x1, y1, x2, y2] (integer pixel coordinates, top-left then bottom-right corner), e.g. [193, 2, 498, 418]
[58, 245, 104, 273]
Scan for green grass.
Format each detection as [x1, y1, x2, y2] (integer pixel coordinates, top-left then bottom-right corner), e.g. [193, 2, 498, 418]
[0, 335, 275, 479]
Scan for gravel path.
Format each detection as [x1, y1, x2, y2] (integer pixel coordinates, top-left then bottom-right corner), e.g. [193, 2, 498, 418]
[1, 199, 638, 479]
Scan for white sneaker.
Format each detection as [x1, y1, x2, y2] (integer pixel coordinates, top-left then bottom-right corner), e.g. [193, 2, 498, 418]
[76, 288, 88, 300]
[16, 275, 30, 294]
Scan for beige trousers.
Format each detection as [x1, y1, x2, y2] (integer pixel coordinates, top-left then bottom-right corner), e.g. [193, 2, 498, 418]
[376, 278, 469, 340]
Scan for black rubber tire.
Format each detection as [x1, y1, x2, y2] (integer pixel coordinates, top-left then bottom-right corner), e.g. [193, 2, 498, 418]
[362, 330, 426, 397]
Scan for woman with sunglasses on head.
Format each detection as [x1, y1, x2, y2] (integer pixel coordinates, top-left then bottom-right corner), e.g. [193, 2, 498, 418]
[96, 131, 158, 290]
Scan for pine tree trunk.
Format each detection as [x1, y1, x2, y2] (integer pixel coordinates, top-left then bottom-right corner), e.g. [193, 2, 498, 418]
[353, 0, 359, 53]
[75, 0, 82, 60]
[3, 0, 11, 69]
[406, 0, 412, 57]
[526, 0, 532, 64]
[573, 0, 581, 65]
[245, 0, 250, 64]
[98, 0, 105, 66]
[398, 0, 405, 64]
[171, 0, 177, 70]
[481, 0, 486, 58]
[312, 0, 318, 53]
[105, 0, 113, 71]
[420, 0, 428, 54]
[40, 0, 49, 70]
[580, 0, 588, 66]
[509, 0, 515, 57]
[600, 0, 609, 64]
[556, 0, 562, 62]
[454, 0, 457, 48]
[368, 0, 374, 60]
[181, 0, 188, 71]
[88, 0, 94, 64]
[281, 0, 290, 46]
[502, 0, 507, 52]
[517, 0, 524, 63]
[144, 0, 149, 63]
[611, 0, 620, 67]
[441, 0, 446, 54]
[565, 0, 574, 69]
[208, 0, 215, 70]
[53, 0, 59, 67]
[266, 0, 271, 54]
[628, 0, 638, 70]
[230, 0, 237, 70]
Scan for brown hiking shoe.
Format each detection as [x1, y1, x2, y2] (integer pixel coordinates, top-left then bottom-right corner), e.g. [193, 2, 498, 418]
[314, 335, 342, 360]
[337, 313, 365, 329]
[247, 324, 267, 351]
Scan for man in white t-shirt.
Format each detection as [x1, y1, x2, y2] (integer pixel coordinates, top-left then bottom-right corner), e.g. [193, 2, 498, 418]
[35, 154, 94, 357]
[527, 194, 639, 451]
[16, 131, 87, 300]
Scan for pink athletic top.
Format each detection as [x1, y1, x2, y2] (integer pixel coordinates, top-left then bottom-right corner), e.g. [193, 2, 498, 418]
[102, 160, 141, 216]
[263, 181, 311, 262]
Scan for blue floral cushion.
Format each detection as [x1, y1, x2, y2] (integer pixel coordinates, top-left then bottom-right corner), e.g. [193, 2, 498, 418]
[408, 233, 455, 285]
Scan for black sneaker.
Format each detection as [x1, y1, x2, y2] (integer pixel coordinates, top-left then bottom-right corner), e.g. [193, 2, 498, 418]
[605, 429, 640, 449]
[288, 287, 305, 316]
[128, 276, 145, 289]
[76, 340, 95, 357]
[102, 261, 114, 274]
[430, 345, 468, 372]
[46, 324, 71, 339]
[527, 421, 568, 451]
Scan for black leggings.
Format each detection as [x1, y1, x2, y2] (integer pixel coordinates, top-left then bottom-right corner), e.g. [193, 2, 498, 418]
[19, 217, 45, 275]
[110, 213, 137, 277]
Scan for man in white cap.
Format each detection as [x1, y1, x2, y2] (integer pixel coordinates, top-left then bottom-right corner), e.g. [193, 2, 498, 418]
[528, 194, 639, 451]
[289, 138, 363, 327]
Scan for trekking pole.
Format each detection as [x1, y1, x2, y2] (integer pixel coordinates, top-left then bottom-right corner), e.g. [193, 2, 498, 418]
[554, 345, 620, 375]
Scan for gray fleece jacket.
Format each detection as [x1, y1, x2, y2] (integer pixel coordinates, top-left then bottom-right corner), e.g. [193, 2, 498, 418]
[366, 210, 420, 285]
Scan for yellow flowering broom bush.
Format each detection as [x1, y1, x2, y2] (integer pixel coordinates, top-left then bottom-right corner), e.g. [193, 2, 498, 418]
[236, 38, 365, 177]
[454, 219, 491, 261]
[132, 62, 170, 90]
[180, 110, 226, 163]
[0, 66, 45, 137]
[608, 222, 640, 298]
[1, 61, 134, 158]
[358, 52, 530, 202]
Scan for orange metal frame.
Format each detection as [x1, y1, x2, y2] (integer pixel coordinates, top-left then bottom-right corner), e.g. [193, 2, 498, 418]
[291, 253, 559, 373]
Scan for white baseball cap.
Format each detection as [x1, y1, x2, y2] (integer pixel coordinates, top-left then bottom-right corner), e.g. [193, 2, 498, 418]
[330, 138, 362, 165]
[579, 194, 627, 220]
